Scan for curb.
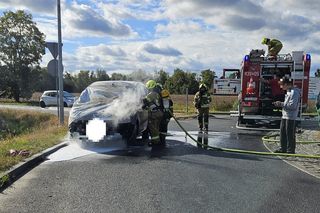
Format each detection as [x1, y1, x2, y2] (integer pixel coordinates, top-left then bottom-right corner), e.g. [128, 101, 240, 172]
[0, 141, 68, 192]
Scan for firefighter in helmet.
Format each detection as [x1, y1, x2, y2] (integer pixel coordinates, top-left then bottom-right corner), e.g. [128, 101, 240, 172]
[194, 83, 212, 132]
[261, 38, 283, 58]
[159, 89, 173, 146]
[144, 80, 164, 146]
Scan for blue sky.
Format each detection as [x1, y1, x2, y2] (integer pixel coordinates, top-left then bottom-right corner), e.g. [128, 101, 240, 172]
[0, 0, 320, 77]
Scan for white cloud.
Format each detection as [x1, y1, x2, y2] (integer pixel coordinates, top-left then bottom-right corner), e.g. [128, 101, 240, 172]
[156, 20, 202, 35]
[63, 2, 134, 38]
[142, 43, 182, 56]
[0, 0, 56, 14]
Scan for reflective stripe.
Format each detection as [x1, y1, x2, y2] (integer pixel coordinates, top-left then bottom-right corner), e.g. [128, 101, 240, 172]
[163, 99, 170, 109]
[151, 136, 160, 140]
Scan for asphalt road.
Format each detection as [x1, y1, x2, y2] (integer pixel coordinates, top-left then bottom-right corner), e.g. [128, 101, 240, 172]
[0, 114, 319, 212]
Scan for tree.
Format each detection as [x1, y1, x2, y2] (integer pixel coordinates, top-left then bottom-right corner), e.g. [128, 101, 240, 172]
[155, 69, 169, 86]
[63, 72, 76, 93]
[315, 69, 320, 78]
[200, 69, 215, 90]
[75, 70, 91, 92]
[0, 10, 45, 101]
[165, 68, 199, 94]
[96, 69, 110, 81]
[111, 73, 126, 80]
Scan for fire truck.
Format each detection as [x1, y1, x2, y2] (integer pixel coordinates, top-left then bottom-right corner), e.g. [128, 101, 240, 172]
[213, 68, 241, 95]
[236, 49, 311, 128]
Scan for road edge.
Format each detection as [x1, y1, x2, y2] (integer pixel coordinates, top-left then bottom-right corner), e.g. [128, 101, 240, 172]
[262, 140, 320, 180]
[0, 140, 68, 192]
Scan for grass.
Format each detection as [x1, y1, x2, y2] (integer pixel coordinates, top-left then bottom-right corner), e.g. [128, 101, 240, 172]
[171, 94, 238, 113]
[171, 94, 318, 115]
[0, 109, 68, 174]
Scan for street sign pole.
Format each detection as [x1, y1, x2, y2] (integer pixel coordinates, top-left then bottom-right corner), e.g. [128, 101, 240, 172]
[57, 0, 64, 125]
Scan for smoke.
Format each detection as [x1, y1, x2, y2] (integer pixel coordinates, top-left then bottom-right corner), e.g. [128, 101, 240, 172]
[100, 86, 146, 126]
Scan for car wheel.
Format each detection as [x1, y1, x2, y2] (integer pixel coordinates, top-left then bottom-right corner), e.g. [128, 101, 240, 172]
[64, 102, 68, 107]
[40, 101, 46, 108]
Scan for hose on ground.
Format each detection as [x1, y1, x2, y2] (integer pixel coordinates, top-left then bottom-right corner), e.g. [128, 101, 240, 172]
[171, 114, 320, 159]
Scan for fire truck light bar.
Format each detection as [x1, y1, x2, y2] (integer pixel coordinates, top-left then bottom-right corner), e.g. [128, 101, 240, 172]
[244, 55, 249, 61]
[306, 54, 311, 61]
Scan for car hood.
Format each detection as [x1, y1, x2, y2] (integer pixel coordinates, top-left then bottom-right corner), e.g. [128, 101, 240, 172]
[68, 81, 147, 126]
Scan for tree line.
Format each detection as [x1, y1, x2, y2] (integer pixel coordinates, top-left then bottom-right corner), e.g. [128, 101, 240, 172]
[37, 68, 215, 95]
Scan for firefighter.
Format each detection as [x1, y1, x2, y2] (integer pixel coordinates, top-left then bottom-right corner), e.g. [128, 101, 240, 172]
[261, 38, 283, 58]
[194, 84, 212, 132]
[159, 89, 173, 146]
[144, 80, 164, 146]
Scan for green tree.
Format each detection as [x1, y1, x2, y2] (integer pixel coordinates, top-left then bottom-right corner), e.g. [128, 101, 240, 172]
[315, 69, 320, 78]
[96, 69, 110, 81]
[0, 10, 45, 101]
[111, 73, 126, 80]
[64, 72, 76, 92]
[165, 68, 199, 94]
[200, 69, 215, 89]
[75, 70, 91, 92]
[155, 69, 169, 86]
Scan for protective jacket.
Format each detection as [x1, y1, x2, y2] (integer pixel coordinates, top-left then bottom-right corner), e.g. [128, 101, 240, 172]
[268, 39, 283, 56]
[145, 91, 162, 112]
[194, 91, 212, 109]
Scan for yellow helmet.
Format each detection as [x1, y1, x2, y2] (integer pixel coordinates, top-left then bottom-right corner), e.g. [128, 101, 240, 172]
[161, 89, 170, 98]
[146, 80, 156, 89]
[261, 37, 270, 45]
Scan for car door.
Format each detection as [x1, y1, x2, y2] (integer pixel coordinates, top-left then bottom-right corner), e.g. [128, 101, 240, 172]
[48, 92, 58, 106]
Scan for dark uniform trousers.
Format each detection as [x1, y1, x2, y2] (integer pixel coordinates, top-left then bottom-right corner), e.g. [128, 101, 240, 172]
[198, 107, 209, 130]
[148, 110, 163, 143]
[280, 118, 296, 153]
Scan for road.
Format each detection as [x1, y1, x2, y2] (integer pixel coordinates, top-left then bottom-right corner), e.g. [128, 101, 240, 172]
[0, 110, 319, 212]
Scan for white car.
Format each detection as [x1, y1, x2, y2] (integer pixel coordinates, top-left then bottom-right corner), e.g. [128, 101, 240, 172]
[40, 90, 76, 108]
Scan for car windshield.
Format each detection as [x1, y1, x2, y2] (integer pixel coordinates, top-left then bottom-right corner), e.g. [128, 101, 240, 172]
[77, 81, 145, 104]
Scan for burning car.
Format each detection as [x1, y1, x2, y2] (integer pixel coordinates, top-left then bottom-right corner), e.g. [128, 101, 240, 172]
[68, 81, 148, 145]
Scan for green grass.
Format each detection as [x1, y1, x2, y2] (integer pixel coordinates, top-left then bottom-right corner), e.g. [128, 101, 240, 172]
[0, 109, 68, 174]
[0, 109, 52, 140]
[0, 99, 39, 106]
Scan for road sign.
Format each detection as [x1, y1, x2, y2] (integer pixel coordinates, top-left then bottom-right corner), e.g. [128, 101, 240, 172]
[47, 59, 58, 77]
[45, 42, 59, 59]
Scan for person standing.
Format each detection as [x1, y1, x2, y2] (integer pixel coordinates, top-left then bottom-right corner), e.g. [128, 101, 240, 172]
[194, 84, 212, 132]
[273, 77, 300, 154]
[144, 80, 164, 147]
[159, 89, 173, 147]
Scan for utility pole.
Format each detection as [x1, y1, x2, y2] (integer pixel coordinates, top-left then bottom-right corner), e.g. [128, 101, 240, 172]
[57, 0, 64, 125]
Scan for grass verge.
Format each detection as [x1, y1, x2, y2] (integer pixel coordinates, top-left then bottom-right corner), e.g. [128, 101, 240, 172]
[0, 109, 68, 174]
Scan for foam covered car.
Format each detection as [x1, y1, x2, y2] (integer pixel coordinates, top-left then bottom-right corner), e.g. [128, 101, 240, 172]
[68, 81, 148, 145]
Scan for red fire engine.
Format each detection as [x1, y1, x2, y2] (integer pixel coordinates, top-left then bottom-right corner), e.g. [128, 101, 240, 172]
[236, 49, 311, 128]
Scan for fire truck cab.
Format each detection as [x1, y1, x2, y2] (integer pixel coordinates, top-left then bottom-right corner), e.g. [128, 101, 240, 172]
[237, 49, 311, 127]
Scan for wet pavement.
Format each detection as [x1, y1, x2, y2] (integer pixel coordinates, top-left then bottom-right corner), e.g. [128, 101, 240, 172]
[0, 116, 319, 213]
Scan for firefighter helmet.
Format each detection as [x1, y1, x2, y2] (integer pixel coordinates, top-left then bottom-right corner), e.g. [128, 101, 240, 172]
[161, 89, 170, 98]
[146, 80, 156, 89]
[261, 37, 270, 45]
[199, 83, 208, 90]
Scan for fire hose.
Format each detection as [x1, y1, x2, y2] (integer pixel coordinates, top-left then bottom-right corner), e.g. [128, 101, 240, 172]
[170, 113, 320, 159]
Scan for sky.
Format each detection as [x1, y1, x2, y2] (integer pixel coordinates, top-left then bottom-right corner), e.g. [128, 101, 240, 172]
[0, 0, 319, 77]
